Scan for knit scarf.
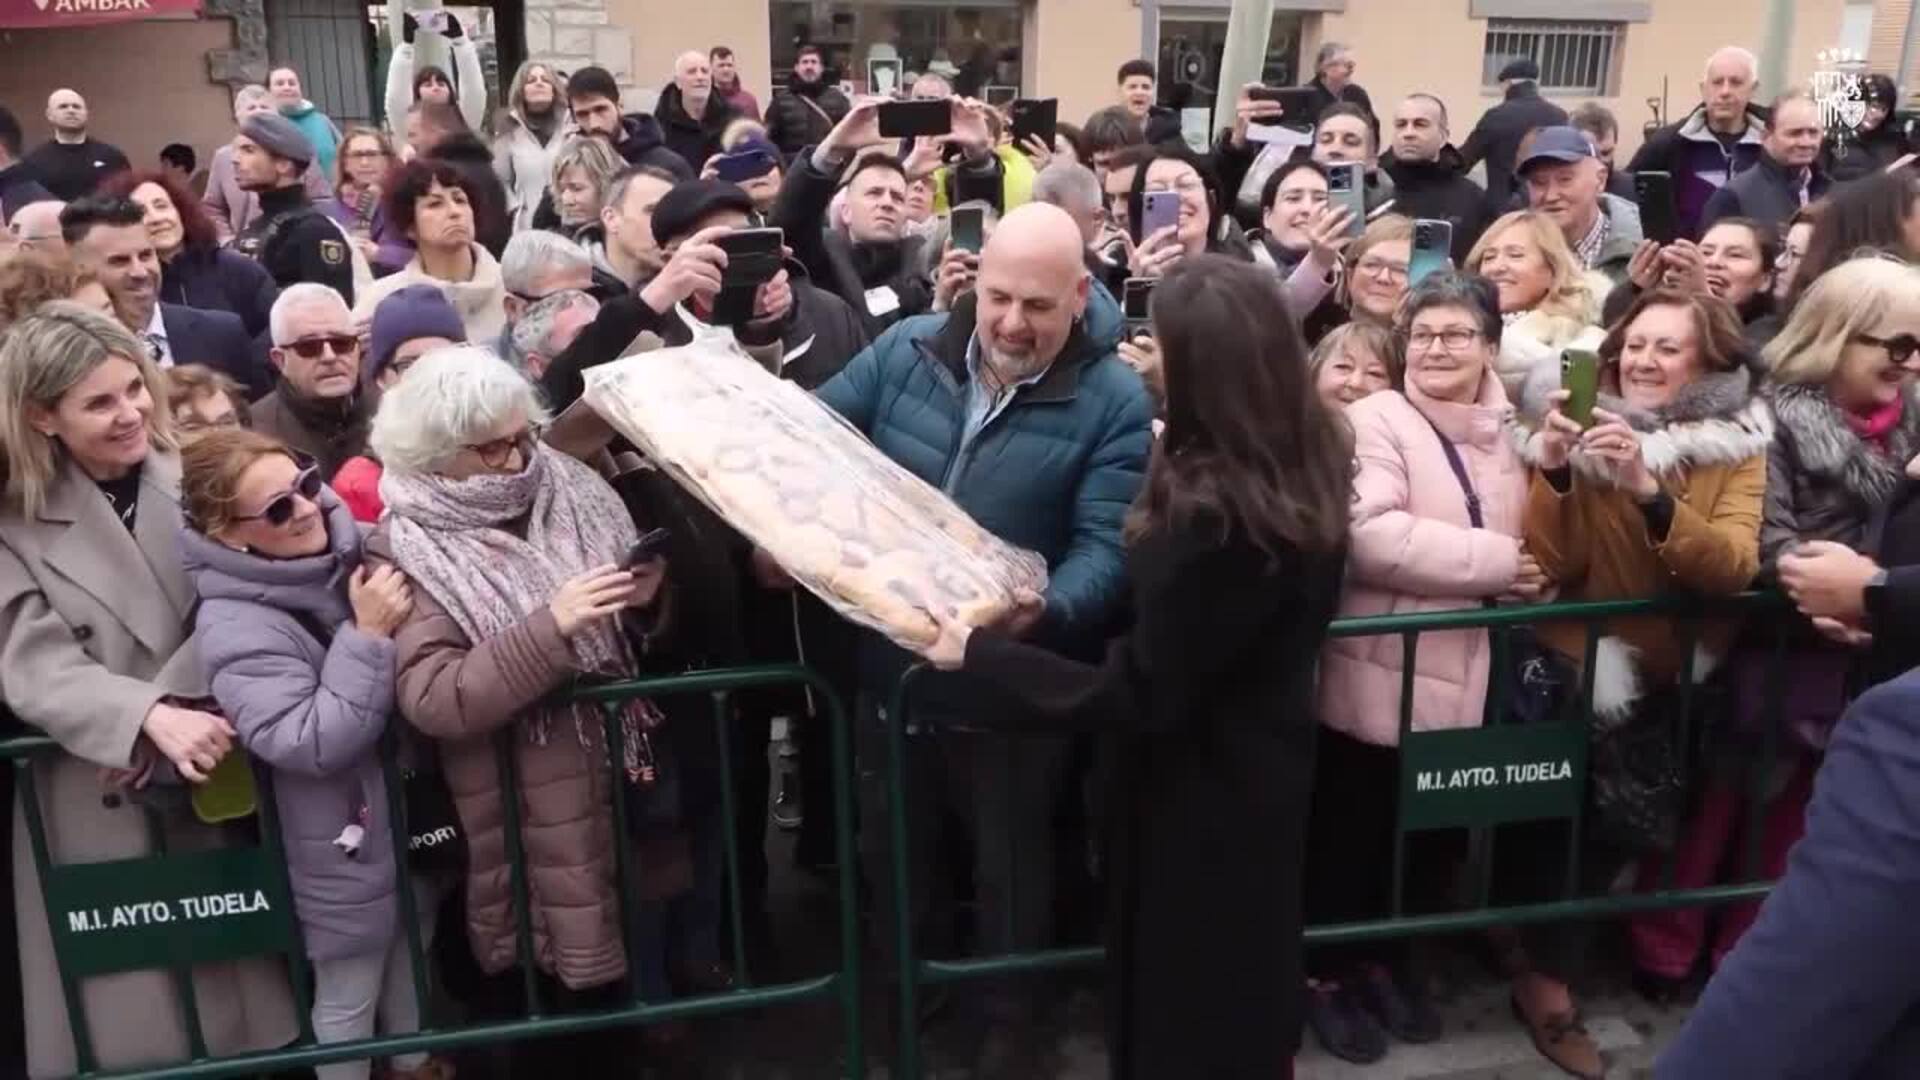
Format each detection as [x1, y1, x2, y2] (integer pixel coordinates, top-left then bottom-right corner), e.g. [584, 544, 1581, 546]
[381, 443, 656, 769]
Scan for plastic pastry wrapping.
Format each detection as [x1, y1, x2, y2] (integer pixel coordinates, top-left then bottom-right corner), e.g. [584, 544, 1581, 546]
[581, 336, 1049, 650]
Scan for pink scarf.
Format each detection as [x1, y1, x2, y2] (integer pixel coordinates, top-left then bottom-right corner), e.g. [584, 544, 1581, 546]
[1846, 395, 1905, 452]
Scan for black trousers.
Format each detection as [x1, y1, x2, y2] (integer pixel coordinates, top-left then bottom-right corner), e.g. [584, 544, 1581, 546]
[1301, 728, 1465, 978]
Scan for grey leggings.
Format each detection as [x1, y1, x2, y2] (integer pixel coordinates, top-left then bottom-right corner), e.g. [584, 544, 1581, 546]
[311, 877, 440, 1080]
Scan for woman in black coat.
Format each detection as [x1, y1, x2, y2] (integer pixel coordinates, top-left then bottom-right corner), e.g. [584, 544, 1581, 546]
[921, 255, 1353, 1079]
[106, 170, 278, 337]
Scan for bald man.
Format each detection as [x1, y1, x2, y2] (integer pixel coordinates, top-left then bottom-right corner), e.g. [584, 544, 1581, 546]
[1626, 45, 1768, 238]
[25, 89, 128, 201]
[655, 47, 737, 170]
[815, 201, 1151, 1073]
[9, 200, 67, 256]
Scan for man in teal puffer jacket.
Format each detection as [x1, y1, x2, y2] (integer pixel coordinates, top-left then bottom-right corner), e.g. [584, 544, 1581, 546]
[812, 202, 1151, 1070]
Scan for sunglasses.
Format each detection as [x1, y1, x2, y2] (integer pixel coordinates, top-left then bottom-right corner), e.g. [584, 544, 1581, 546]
[234, 462, 323, 527]
[284, 334, 360, 360]
[1857, 332, 1920, 365]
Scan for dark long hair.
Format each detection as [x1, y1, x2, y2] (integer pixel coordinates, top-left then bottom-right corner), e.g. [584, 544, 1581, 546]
[1132, 255, 1352, 559]
[1790, 170, 1920, 308]
[99, 169, 218, 256]
[1125, 147, 1224, 248]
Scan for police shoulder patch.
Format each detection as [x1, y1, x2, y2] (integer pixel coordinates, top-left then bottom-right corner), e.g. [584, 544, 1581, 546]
[319, 238, 347, 266]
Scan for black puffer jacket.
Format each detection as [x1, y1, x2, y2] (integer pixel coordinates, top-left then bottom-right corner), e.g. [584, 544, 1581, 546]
[654, 85, 736, 172]
[1378, 146, 1493, 262]
[1761, 381, 1920, 574]
[1459, 81, 1567, 209]
[764, 78, 851, 159]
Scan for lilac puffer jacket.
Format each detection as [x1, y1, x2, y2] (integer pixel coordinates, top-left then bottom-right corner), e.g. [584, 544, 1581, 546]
[183, 488, 400, 962]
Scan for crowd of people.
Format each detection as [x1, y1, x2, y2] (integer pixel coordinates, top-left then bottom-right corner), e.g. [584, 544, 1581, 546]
[0, 30, 1918, 1080]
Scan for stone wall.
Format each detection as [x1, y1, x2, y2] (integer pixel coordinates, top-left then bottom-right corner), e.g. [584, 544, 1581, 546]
[523, 0, 645, 106]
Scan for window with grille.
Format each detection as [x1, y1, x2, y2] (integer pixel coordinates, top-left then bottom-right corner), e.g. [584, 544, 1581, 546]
[1482, 19, 1624, 96]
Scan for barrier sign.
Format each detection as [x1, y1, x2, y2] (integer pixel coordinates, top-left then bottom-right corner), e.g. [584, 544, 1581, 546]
[1400, 721, 1587, 831]
[43, 846, 298, 977]
[0, 0, 199, 29]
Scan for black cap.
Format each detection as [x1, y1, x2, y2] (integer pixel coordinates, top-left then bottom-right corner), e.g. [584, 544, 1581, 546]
[649, 179, 758, 248]
[1498, 58, 1541, 82]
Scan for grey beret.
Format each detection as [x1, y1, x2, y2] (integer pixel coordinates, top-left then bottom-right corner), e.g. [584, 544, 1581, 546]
[238, 113, 316, 167]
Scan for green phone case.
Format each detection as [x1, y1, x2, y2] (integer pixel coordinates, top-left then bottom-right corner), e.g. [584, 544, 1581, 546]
[1561, 348, 1600, 429]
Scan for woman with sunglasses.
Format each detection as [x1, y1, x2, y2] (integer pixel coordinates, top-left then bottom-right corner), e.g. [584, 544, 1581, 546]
[177, 428, 452, 1080]
[1632, 257, 1920, 1000]
[0, 304, 298, 1075]
[362, 348, 674, 1070]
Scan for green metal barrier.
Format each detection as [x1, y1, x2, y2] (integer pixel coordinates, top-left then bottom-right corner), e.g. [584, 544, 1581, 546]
[4, 663, 863, 1079]
[883, 591, 1805, 1078]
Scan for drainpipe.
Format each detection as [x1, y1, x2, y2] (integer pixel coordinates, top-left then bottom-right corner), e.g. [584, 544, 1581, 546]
[1900, 0, 1920, 102]
[1756, 0, 1794, 101]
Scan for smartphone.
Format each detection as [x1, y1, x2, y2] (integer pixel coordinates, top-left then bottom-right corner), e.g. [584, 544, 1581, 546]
[1140, 191, 1181, 241]
[1326, 162, 1366, 238]
[1121, 278, 1156, 326]
[879, 99, 951, 139]
[1407, 219, 1454, 287]
[711, 227, 785, 325]
[1009, 98, 1058, 153]
[621, 528, 671, 569]
[950, 206, 985, 255]
[1249, 86, 1319, 128]
[712, 148, 777, 183]
[1634, 171, 1678, 246]
[1561, 348, 1600, 429]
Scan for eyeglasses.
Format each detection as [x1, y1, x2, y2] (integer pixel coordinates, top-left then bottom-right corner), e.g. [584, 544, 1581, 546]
[284, 334, 360, 360]
[464, 428, 538, 469]
[1356, 256, 1408, 282]
[233, 461, 322, 527]
[1407, 327, 1482, 351]
[345, 149, 390, 160]
[1856, 331, 1920, 365]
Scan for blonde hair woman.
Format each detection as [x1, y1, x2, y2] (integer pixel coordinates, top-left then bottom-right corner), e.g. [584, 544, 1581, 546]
[548, 135, 624, 240]
[0, 304, 297, 1075]
[1342, 215, 1415, 325]
[1307, 320, 1401, 409]
[1467, 210, 1608, 397]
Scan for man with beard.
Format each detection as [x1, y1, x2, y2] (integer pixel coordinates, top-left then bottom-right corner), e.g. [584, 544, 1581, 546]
[656, 49, 737, 171]
[251, 283, 373, 476]
[528, 66, 691, 231]
[765, 45, 851, 160]
[1379, 93, 1492, 262]
[62, 195, 268, 396]
[813, 201, 1150, 1076]
[231, 112, 357, 305]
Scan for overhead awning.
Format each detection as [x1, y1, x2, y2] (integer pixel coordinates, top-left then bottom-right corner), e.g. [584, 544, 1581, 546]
[0, 0, 198, 29]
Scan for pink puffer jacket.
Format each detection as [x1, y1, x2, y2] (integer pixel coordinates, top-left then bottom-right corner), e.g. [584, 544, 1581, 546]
[1317, 370, 1532, 746]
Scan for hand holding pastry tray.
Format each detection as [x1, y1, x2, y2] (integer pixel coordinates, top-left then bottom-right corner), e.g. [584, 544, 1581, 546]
[582, 337, 1048, 650]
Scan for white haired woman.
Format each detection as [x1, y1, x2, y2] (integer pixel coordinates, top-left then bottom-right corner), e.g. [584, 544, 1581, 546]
[362, 347, 675, 1068]
[0, 303, 297, 1076]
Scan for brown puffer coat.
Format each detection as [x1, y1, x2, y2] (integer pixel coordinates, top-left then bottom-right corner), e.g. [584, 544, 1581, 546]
[364, 527, 626, 990]
[1509, 363, 1771, 721]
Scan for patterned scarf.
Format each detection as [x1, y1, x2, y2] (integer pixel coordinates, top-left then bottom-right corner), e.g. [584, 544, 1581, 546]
[381, 443, 657, 771]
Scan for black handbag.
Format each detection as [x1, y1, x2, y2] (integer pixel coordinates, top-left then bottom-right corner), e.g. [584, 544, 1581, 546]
[1419, 411, 1573, 727]
[1587, 690, 1686, 854]
[401, 751, 466, 875]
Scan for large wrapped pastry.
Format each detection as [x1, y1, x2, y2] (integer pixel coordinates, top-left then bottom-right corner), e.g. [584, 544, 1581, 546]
[582, 336, 1048, 650]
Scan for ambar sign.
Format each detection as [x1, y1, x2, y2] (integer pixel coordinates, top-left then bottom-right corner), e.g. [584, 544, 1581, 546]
[1400, 721, 1588, 831]
[1, 0, 199, 29]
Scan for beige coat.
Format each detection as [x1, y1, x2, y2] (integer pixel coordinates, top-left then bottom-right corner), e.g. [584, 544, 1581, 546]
[363, 527, 627, 990]
[0, 452, 297, 1078]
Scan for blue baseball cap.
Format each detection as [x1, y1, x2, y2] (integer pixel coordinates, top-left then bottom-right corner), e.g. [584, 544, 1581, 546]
[1517, 126, 1598, 175]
